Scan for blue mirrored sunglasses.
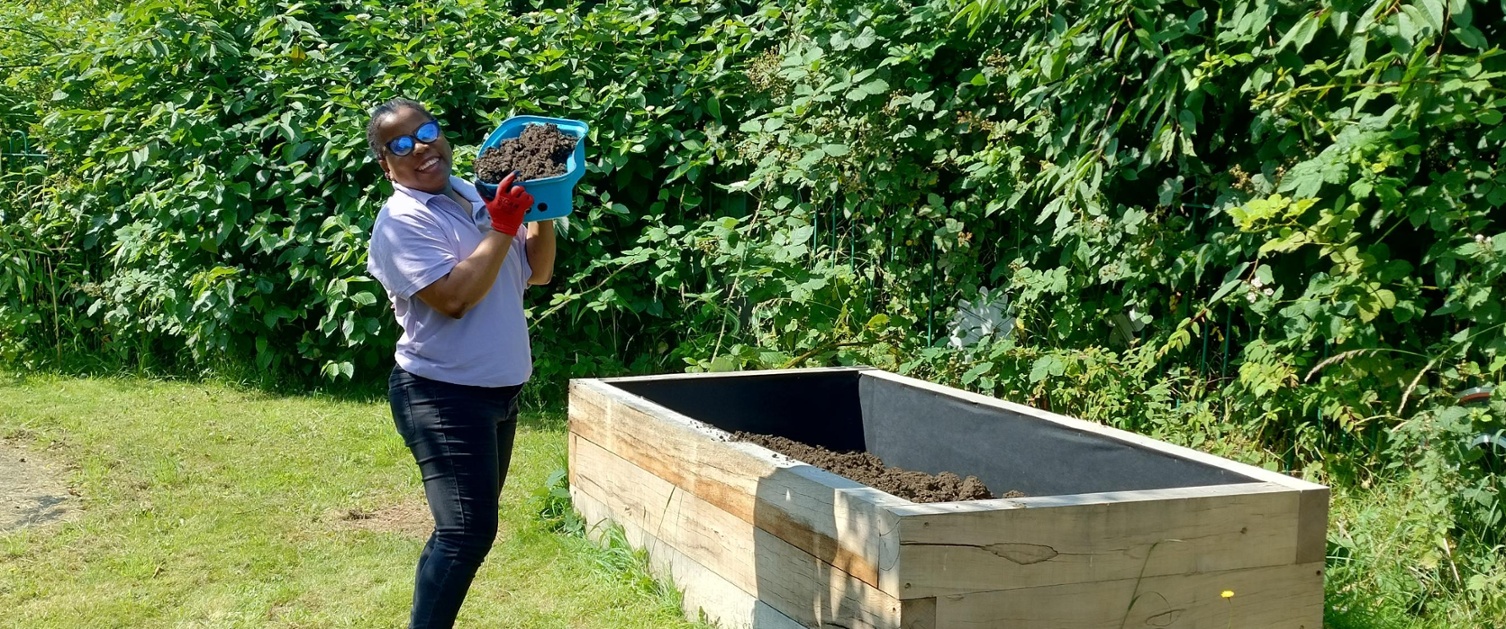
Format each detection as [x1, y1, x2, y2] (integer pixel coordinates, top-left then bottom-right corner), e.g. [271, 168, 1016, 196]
[385, 120, 441, 157]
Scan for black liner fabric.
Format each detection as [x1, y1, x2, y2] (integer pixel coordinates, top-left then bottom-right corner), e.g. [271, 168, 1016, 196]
[608, 370, 1254, 497]
[610, 371, 868, 453]
[856, 374, 1252, 496]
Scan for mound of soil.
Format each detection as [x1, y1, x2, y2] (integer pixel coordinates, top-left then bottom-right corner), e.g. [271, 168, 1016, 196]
[732, 432, 1021, 503]
[475, 123, 578, 183]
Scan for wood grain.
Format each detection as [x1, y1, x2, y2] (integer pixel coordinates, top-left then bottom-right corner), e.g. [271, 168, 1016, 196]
[572, 433, 904, 628]
[570, 378, 907, 595]
[571, 487, 808, 629]
[933, 562, 1325, 628]
[894, 482, 1303, 598]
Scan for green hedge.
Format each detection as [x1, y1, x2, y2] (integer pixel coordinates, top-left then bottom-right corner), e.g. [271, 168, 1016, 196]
[2, 0, 1505, 622]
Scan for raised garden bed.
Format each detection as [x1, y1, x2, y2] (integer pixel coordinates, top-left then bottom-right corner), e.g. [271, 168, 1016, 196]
[568, 367, 1327, 628]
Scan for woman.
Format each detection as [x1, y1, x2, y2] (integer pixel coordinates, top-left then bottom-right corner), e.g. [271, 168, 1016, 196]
[363, 98, 555, 628]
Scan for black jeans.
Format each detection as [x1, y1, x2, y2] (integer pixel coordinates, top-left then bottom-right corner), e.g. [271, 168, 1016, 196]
[388, 366, 521, 629]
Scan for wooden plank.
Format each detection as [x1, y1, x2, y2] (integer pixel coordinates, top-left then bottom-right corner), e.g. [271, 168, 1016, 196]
[1297, 487, 1330, 565]
[572, 434, 758, 594]
[572, 434, 905, 628]
[894, 482, 1302, 599]
[571, 487, 807, 629]
[860, 371, 1327, 493]
[754, 464, 904, 589]
[899, 598, 937, 629]
[884, 481, 1286, 516]
[569, 378, 907, 595]
[934, 562, 1325, 628]
[752, 527, 904, 629]
[593, 366, 870, 385]
[566, 432, 578, 488]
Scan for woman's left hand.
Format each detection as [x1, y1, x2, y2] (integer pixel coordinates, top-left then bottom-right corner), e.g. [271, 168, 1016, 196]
[478, 171, 532, 236]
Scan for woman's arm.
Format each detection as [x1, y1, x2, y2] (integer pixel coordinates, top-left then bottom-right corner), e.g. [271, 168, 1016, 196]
[525, 220, 556, 286]
[414, 231, 515, 318]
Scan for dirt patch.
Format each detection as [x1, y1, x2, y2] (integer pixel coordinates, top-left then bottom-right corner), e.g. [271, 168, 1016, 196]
[330, 499, 432, 538]
[732, 432, 1023, 503]
[0, 439, 77, 532]
[475, 123, 578, 183]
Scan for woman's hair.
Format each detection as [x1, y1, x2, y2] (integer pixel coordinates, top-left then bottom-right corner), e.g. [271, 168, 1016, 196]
[365, 97, 432, 157]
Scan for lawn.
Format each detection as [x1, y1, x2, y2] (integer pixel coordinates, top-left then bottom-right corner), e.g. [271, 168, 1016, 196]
[0, 373, 704, 628]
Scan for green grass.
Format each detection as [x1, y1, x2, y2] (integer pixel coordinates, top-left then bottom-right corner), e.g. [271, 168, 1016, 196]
[1322, 478, 1506, 629]
[0, 373, 707, 628]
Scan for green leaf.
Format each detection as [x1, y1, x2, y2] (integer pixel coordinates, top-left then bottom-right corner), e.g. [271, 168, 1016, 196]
[1451, 0, 1472, 27]
[1420, 0, 1445, 31]
[796, 148, 825, 168]
[850, 27, 878, 50]
[962, 361, 993, 384]
[846, 78, 888, 101]
[1488, 183, 1506, 207]
[1455, 26, 1487, 49]
[1331, 9, 1350, 35]
[1397, 9, 1419, 41]
[1210, 262, 1252, 303]
[706, 94, 722, 122]
[1357, 0, 1386, 32]
[1277, 13, 1321, 52]
[1029, 356, 1062, 383]
[1347, 31, 1368, 67]
[351, 291, 378, 307]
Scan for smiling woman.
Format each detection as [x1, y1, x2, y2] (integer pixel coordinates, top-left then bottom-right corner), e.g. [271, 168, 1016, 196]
[363, 97, 559, 629]
[366, 101, 455, 195]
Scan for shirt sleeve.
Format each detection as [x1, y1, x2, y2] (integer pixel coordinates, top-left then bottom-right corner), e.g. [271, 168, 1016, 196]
[517, 228, 532, 283]
[369, 207, 458, 300]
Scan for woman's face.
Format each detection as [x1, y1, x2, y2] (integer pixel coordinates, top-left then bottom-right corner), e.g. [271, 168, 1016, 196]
[375, 106, 453, 193]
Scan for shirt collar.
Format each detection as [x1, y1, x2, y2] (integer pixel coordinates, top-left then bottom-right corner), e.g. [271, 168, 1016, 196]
[391, 176, 480, 206]
[391, 176, 483, 224]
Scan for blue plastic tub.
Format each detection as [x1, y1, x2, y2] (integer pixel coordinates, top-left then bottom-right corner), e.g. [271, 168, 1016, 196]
[475, 115, 589, 223]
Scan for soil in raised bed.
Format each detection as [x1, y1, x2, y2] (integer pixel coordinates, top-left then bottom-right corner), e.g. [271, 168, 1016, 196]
[732, 432, 1024, 503]
[475, 123, 578, 183]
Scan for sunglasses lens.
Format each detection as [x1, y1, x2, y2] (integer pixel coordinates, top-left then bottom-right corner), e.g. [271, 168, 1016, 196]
[388, 136, 414, 156]
[415, 121, 440, 143]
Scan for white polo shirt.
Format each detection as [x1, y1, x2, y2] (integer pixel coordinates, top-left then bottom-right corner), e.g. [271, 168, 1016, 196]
[366, 176, 533, 388]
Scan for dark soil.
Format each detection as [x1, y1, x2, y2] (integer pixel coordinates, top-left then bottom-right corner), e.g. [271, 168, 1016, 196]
[475, 123, 578, 183]
[732, 432, 1022, 503]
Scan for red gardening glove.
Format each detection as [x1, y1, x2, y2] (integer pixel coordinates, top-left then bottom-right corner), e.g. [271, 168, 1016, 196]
[479, 171, 532, 236]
